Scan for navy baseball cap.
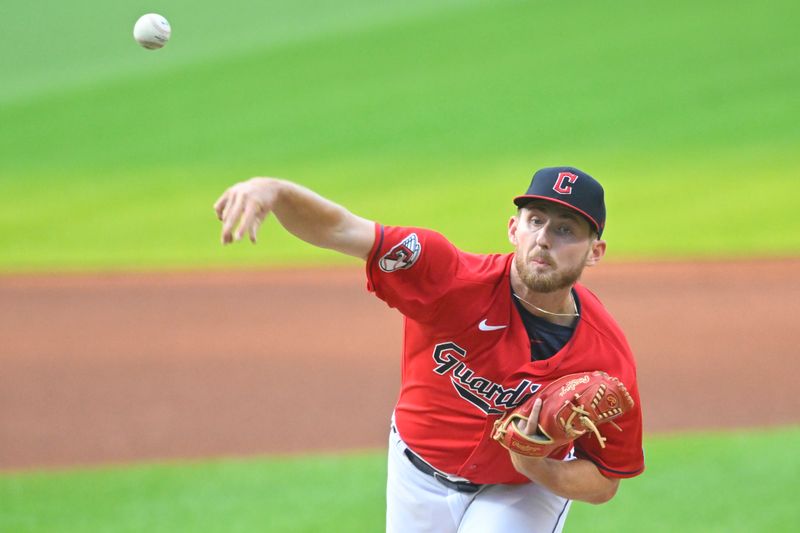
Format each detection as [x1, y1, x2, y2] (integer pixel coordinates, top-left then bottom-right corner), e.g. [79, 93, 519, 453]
[513, 166, 606, 237]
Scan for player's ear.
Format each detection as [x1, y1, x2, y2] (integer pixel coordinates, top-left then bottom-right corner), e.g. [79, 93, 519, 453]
[508, 215, 519, 245]
[585, 238, 606, 267]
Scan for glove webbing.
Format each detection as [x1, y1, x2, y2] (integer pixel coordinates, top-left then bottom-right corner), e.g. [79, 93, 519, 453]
[560, 385, 625, 449]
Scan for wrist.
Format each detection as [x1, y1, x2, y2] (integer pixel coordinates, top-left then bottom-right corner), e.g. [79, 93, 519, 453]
[510, 451, 549, 479]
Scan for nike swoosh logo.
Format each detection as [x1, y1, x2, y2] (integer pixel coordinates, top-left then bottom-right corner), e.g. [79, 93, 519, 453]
[478, 319, 508, 331]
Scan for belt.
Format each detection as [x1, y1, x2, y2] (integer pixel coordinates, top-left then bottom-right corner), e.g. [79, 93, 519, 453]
[403, 448, 482, 494]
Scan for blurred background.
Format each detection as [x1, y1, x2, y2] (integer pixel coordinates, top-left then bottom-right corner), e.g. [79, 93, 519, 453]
[1, 0, 798, 531]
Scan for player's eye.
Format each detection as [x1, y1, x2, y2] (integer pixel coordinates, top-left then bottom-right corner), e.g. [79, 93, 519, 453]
[558, 225, 573, 234]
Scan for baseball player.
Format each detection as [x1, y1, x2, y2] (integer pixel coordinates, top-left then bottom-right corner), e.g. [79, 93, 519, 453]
[214, 166, 644, 532]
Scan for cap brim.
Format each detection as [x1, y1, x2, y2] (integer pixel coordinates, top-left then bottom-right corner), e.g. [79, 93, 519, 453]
[513, 195, 601, 234]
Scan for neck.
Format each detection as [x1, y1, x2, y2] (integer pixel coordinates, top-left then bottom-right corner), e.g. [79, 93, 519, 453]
[510, 267, 578, 327]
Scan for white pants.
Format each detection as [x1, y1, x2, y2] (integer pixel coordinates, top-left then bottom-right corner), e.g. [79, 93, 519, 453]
[386, 428, 571, 533]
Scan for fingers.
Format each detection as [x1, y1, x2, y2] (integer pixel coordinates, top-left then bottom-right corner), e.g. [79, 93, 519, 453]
[213, 190, 230, 221]
[236, 199, 263, 243]
[220, 191, 246, 244]
[523, 397, 542, 435]
[215, 178, 275, 245]
[248, 215, 263, 243]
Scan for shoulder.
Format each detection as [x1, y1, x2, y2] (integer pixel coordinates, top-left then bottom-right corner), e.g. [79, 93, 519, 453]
[573, 283, 637, 372]
[370, 224, 508, 280]
[575, 284, 628, 343]
[368, 225, 455, 272]
[455, 251, 513, 283]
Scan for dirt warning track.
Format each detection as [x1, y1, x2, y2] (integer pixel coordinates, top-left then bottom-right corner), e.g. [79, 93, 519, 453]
[1, 259, 798, 470]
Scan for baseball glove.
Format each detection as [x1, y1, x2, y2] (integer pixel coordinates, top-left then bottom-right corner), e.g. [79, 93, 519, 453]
[492, 371, 634, 458]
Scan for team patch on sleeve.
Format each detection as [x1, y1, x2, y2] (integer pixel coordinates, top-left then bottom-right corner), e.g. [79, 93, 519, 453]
[379, 233, 421, 272]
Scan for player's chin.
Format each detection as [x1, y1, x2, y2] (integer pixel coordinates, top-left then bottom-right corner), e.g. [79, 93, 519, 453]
[524, 272, 569, 293]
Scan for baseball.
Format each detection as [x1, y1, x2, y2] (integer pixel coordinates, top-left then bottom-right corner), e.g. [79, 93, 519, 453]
[133, 13, 171, 50]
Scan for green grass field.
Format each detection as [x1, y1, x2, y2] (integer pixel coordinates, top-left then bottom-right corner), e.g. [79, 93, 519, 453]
[1, 1, 797, 531]
[2, 427, 798, 532]
[1, 0, 798, 271]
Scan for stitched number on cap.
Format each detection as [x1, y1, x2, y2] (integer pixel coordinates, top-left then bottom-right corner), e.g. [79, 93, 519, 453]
[553, 172, 578, 195]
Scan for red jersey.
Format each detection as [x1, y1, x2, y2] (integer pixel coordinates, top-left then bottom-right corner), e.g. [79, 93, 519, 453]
[366, 225, 644, 484]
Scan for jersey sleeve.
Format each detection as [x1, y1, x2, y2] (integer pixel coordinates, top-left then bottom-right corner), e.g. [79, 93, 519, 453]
[366, 224, 460, 323]
[573, 380, 645, 478]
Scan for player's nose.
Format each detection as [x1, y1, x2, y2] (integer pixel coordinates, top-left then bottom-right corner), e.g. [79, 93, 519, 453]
[534, 223, 552, 248]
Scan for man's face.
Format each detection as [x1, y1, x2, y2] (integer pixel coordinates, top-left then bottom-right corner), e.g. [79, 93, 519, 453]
[508, 201, 605, 293]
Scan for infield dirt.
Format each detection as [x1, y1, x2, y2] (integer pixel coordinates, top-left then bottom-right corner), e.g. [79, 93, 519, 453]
[1, 259, 798, 469]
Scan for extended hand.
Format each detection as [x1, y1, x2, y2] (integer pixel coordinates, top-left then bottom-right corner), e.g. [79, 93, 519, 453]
[214, 178, 277, 244]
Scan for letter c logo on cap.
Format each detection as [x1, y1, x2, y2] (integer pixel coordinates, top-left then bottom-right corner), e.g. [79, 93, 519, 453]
[553, 172, 578, 195]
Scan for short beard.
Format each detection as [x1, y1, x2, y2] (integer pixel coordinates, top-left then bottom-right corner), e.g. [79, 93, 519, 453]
[514, 250, 586, 293]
